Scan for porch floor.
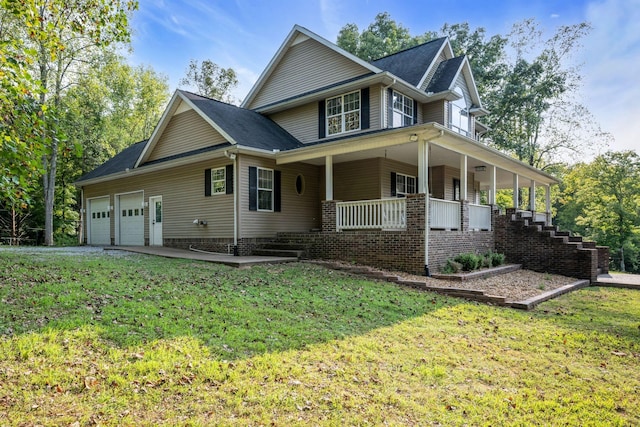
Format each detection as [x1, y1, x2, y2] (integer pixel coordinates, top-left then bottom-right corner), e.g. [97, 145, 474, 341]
[108, 246, 298, 268]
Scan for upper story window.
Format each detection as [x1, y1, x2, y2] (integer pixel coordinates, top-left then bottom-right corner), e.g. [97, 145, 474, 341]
[211, 167, 226, 194]
[392, 91, 414, 127]
[450, 87, 470, 137]
[326, 91, 360, 136]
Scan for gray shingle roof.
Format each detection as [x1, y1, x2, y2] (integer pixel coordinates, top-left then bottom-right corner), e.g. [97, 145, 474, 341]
[180, 91, 303, 151]
[371, 37, 447, 87]
[425, 56, 465, 93]
[76, 140, 147, 183]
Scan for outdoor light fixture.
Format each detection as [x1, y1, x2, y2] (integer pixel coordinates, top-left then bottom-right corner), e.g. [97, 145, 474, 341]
[474, 165, 487, 172]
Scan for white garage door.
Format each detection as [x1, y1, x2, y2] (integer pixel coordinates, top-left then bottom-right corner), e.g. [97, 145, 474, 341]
[118, 192, 144, 246]
[88, 197, 110, 245]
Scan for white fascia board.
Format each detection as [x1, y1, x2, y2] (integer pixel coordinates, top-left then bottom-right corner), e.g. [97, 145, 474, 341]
[416, 37, 451, 90]
[242, 25, 383, 109]
[430, 124, 559, 185]
[134, 90, 182, 168]
[460, 57, 483, 109]
[177, 92, 237, 145]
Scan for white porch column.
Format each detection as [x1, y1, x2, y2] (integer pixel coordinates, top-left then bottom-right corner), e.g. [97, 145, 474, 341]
[545, 184, 551, 213]
[325, 155, 333, 201]
[420, 140, 431, 276]
[512, 174, 519, 209]
[489, 166, 497, 205]
[530, 180, 536, 211]
[460, 155, 468, 200]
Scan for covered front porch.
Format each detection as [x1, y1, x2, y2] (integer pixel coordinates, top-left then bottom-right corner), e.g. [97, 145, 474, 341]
[277, 122, 558, 235]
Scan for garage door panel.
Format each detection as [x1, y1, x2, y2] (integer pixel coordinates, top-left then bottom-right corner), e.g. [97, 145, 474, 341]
[88, 197, 110, 245]
[118, 193, 144, 246]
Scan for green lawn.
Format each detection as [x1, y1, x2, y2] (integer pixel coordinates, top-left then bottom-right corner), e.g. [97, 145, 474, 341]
[0, 250, 638, 426]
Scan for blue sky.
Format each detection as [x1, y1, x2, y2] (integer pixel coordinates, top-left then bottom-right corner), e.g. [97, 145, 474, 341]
[129, 0, 640, 156]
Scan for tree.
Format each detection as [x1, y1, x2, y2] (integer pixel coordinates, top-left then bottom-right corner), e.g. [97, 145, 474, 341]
[3, 0, 138, 246]
[179, 59, 238, 102]
[557, 151, 640, 272]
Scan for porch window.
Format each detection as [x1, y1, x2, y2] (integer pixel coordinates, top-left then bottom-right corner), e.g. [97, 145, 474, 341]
[211, 167, 226, 194]
[326, 90, 360, 136]
[392, 91, 414, 127]
[257, 167, 274, 211]
[396, 173, 417, 196]
[453, 178, 461, 201]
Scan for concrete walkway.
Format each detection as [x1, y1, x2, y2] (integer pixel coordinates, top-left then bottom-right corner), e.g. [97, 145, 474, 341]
[108, 246, 297, 268]
[596, 272, 640, 289]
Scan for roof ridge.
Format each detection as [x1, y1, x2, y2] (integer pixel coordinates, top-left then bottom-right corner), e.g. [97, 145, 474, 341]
[371, 36, 447, 62]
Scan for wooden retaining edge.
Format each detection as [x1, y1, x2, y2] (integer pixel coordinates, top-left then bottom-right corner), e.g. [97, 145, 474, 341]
[593, 281, 640, 290]
[509, 280, 590, 310]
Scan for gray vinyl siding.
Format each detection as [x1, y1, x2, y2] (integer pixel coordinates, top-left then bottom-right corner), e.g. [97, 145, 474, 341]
[322, 159, 382, 201]
[422, 100, 446, 125]
[421, 51, 448, 91]
[268, 85, 381, 144]
[380, 159, 418, 198]
[147, 110, 227, 162]
[248, 38, 371, 110]
[82, 159, 235, 242]
[429, 165, 476, 201]
[238, 155, 321, 238]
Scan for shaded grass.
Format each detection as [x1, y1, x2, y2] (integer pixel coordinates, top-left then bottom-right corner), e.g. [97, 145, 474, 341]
[0, 250, 639, 425]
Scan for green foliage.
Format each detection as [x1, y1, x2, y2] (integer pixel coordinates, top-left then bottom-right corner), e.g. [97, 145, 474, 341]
[179, 59, 238, 102]
[441, 259, 462, 274]
[0, 251, 638, 425]
[453, 253, 483, 271]
[557, 151, 640, 272]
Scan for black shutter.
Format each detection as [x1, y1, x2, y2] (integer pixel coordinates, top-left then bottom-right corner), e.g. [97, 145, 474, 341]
[413, 99, 418, 124]
[387, 87, 394, 128]
[361, 87, 370, 130]
[318, 100, 326, 139]
[390, 172, 397, 197]
[204, 168, 212, 197]
[274, 170, 281, 212]
[249, 166, 257, 211]
[225, 164, 233, 194]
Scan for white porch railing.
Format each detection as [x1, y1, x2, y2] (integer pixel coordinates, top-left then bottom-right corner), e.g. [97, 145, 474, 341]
[429, 198, 460, 230]
[336, 198, 406, 231]
[469, 203, 492, 230]
[535, 212, 548, 224]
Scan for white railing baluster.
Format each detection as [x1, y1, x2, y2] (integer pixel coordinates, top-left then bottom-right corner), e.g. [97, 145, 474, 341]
[336, 198, 407, 231]
[468, 203, 492, 231]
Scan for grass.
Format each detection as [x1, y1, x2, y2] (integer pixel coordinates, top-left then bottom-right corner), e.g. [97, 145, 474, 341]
[0, 250, 639, 426]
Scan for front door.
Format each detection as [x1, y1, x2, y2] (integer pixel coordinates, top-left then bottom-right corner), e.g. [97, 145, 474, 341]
[149, 196, 163, 246]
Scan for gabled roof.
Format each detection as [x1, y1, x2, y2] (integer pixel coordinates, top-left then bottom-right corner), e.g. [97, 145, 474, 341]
[241, 25, 382, 109]
[135, 90, 303, 167]
[370, 37, 448, 87]
[76, 140, 147, 183]
[425, 56, 466, 93]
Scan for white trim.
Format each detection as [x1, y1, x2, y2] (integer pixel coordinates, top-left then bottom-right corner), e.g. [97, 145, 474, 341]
[256, 167, 274, 212]
[326, 90, 361, 136]
[148, 195, 163, 246]
[241, 25, 383, 109]
[416, 37, 454, 89]
[211, 166, 226, 195]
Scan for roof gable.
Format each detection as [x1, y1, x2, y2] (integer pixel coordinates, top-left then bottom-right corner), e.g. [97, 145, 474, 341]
[371, 37, 449, 87]
[242, 25, 381, 110]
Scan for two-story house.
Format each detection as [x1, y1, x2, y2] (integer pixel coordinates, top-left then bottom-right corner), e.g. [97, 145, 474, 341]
[75, 25, 606, 278]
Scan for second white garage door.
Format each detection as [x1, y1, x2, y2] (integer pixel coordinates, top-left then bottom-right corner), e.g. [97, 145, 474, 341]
[118, 192, 144, 246]
[88, 196, 110, 245]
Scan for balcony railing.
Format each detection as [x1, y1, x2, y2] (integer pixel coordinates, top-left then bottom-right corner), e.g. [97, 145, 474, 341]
[469, 203, 492, 230]
[429, 198, 460, 230]
[336, 198, 406, 231]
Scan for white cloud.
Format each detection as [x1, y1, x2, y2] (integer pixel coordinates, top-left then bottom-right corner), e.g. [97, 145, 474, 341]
[581, 0, 640, 153]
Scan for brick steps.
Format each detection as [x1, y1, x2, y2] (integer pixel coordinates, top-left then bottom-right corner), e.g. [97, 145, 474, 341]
[252, 241, 311, 259]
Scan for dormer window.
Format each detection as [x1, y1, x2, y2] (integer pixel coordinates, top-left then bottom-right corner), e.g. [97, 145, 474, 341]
[392, 91, 414, 127]
[326, 91, 360, 136]
[450, 87, 470, 137]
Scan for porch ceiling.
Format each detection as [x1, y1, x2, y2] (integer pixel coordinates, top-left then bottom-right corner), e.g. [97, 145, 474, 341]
[276, 123, 559, 188]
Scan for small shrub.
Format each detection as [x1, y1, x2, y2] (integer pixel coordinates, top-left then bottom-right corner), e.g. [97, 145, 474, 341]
[453, 253, 482, 272]
[489, 252, 505, 267]
[441, 259, 462, 274]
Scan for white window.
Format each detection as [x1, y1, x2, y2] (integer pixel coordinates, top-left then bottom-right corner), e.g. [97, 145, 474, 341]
[257, 167, 274, 211]
[326, 91, 360, 136]
[450, 87, 469, 136]
[392, 91, 414, 127]
[396, 173, 417, 196]
[211, 167, 226, 194]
